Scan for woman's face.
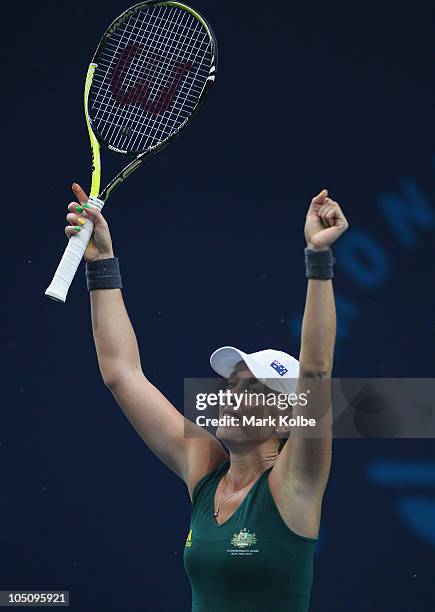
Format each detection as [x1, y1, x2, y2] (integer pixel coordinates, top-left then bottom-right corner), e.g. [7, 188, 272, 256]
[215, 363, 282, 444]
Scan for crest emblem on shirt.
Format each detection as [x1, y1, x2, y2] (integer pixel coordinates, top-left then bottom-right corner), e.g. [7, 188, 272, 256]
[231, 528, 257, 548]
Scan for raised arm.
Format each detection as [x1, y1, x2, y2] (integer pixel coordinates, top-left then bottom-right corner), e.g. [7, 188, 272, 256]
[65, 184, 227, 493]
[272, 189, 348, 509]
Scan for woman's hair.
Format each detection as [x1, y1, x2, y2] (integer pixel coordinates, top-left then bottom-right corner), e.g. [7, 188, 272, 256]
[231, 360, 252, 378]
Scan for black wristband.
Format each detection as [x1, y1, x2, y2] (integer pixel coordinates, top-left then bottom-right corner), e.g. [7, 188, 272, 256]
[86, 257, 123, 291]
[305, 248, 336, 279]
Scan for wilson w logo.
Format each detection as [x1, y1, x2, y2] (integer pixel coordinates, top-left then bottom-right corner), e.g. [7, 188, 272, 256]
[110, 44, 192, 115]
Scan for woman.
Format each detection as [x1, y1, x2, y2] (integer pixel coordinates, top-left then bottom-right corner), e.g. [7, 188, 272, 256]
[65, 184, 348, 611]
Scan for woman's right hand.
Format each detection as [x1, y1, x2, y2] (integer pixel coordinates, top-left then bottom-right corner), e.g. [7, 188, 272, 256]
[65, 183, 114, 262]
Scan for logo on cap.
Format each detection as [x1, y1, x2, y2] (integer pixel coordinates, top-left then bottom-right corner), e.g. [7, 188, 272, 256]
[270, 360, 288, 376]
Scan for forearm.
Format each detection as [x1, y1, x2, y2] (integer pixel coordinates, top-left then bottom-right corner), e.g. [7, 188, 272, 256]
[90, 288, 142, 386]
[299, 278, 336, 373]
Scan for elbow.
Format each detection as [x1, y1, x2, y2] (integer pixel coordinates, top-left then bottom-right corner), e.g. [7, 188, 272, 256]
[299, 363, 333, 378]
[97, 362, 118, 389]
[102, 373, 118, 390]
[99, 363, 143, 390]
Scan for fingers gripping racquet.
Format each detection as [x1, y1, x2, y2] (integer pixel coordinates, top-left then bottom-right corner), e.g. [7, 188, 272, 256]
[45, 1, 217, 302]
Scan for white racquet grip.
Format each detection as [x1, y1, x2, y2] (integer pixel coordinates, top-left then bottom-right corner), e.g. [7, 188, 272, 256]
[45, 196, 105, 302]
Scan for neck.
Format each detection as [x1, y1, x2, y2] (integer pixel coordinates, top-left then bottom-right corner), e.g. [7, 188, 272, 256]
[225, 440, 279, 491]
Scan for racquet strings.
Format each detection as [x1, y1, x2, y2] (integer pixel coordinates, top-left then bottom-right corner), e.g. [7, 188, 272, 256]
[89, 4, 214, 154]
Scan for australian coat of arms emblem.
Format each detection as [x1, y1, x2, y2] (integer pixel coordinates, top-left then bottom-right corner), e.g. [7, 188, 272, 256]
[231, 528, 257, 548]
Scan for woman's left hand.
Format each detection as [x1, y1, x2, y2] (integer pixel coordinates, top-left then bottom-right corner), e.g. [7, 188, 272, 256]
[304, 189, 349, 250]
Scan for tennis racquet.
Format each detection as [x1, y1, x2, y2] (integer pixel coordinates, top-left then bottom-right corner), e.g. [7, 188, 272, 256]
[45, 1, 217, 302]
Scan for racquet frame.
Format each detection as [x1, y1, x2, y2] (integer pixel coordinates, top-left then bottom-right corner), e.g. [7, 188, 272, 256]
[88, 1, 218, 203]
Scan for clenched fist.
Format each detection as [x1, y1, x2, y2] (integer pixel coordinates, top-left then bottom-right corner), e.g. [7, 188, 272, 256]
[304, 189, 349, 250]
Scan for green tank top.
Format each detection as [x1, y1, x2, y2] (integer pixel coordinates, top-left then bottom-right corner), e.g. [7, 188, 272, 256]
[183, 460, 317, 612]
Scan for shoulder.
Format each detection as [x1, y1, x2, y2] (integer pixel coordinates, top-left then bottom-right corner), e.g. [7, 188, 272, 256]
[183, 430, 228, 499]
[187, 454, 229, 502]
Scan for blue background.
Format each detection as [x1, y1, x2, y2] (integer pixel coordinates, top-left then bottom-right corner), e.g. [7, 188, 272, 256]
[2, 0, 434, 610]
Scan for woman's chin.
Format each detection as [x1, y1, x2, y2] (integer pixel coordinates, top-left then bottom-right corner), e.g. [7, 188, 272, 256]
[216, 425, 244, 442]
[216, 426, 274, 445]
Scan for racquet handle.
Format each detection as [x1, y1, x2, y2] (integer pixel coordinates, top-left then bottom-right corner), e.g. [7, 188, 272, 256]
[45, 196, 105, 302]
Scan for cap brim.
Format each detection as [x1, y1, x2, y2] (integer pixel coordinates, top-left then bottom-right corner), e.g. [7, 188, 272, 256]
[209, 346, 248, 378]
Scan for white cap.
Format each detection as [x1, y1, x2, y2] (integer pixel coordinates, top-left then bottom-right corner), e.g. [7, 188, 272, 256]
[210, 346, 299, 394]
